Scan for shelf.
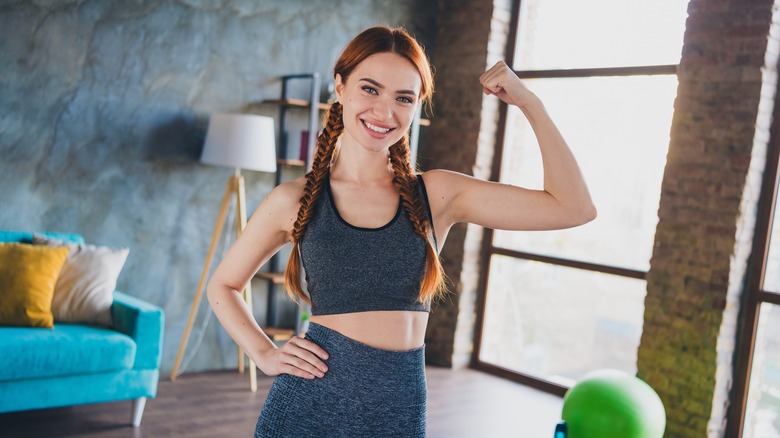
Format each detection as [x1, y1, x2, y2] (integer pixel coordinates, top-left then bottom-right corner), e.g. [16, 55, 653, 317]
[277, 158, 306, 167]
[262, 326, 295, 342]
[255, 98, 331, 111]
[255, 271, 285, 284]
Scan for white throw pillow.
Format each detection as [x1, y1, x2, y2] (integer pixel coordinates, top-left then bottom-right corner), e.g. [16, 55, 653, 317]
[33, 234, 129, 326]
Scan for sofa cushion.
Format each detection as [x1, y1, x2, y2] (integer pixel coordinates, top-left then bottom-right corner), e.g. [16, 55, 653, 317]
[0, 243, 70, 328]
[0, 324, 136, 381]
[33, 234, 129, 327]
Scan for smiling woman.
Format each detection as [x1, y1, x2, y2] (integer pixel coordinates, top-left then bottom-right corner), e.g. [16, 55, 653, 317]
[205, 25, 595, 437]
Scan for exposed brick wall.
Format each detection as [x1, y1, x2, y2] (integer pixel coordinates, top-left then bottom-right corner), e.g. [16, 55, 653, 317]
[637, 0, 776, 436]
[422, 0, 512, 367]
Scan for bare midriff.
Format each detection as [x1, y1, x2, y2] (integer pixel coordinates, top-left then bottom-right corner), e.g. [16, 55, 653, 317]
[309, 311, 429, 352]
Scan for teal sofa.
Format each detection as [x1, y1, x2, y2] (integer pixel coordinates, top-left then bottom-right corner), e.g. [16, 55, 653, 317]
[0, 231, 164, 426]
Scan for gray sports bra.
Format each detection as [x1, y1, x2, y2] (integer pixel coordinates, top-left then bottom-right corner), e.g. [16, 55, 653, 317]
[299, 173, 437, 316]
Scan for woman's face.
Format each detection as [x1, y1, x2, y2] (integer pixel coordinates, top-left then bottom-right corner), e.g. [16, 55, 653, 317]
[335, 52, 422, 154]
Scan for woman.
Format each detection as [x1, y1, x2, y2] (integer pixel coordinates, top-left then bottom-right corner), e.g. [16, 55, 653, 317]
[207, 26, 596, 437]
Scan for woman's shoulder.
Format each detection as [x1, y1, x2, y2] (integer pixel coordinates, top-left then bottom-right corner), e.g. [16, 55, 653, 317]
[419, 169, 470, 193]
[419, 169, 465, 181]
[271, 177, 306, 198]
[261, 177, 306, 215]
[249, 177, 306, 236]
[419, 169, 484, 213]
[419, 169, 450, 179]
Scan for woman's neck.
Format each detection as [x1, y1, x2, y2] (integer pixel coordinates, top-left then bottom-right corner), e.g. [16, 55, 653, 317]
[330, 136, 394, 184]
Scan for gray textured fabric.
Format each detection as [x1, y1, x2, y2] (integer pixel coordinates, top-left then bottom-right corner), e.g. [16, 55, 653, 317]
[299, 173, 436, 315]
[255, 323, 426, 437]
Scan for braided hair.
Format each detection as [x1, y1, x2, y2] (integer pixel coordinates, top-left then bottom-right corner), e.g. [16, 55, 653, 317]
[283, 102, 343, 303]
[284, 26, 446, 304]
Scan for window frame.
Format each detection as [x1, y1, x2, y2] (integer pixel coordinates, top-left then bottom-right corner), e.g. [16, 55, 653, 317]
[471, 0, 681, 396]
[726, 70, 780, 437]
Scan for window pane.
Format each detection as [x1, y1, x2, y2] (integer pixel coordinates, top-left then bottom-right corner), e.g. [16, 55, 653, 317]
[515, 0, 688, 70]
[763, 185, 780, 292]
[494, 75, 676, 271]
[742, 303, 780, 438]
[479, 255, 645, 387]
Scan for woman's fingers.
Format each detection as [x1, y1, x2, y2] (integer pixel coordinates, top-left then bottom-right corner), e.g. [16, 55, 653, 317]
[479, 60, 535, 108]
[280, 336, 329, 378]
[289, 346, 329, 373]
[279, 363, 318, 380]
[479, 60, 510, 91]
[283, 354, 325, 379]
[255, 336, 331, 379]
[289, 336, 329, 361]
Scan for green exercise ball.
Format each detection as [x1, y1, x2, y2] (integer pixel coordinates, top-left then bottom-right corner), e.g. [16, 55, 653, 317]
[560, 369, 666, 438]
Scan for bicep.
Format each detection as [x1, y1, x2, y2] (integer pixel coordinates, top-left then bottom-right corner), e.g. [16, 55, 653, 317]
[428, 170, 585, 232]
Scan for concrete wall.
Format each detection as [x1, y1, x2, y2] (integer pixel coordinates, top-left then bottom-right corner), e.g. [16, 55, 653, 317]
[0, 0, 437, 373]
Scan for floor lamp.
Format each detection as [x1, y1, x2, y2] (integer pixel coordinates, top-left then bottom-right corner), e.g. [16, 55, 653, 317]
[170, 113, 276, 392]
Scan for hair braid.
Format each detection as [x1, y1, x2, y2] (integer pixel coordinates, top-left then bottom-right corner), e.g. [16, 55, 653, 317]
[284, 102, 343, 303]
[388, 137, 447, 303]
[388, 137, 426, 237]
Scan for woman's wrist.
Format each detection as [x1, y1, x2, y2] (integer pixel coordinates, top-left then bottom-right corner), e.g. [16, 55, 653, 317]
[518, 94, 546, 119]
[516, 90, 540, 107]
[246, 333, 278, 365]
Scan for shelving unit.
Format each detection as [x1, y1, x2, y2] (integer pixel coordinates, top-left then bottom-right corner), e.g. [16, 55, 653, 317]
[247, 73, 431, 340]
[245, 73, 323, 341]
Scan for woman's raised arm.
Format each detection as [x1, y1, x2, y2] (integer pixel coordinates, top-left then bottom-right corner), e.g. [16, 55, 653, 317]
[424, 61, 596, 234]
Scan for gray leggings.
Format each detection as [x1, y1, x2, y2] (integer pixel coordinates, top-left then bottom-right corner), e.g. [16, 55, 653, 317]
[255, 322, 426, 437]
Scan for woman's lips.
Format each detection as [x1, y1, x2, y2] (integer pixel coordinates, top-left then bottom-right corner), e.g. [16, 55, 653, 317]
[361, 119, 396, 138]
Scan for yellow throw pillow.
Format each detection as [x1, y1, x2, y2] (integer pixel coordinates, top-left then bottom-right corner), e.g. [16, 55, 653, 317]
[0, 243, 70, 328]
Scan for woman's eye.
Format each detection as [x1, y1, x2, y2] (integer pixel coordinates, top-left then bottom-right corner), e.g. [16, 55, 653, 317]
[362, 86, 378, 95]
[398, 96, 413, 104]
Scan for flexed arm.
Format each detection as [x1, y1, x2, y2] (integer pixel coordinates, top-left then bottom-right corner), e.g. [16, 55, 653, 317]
[425, 61, 596, 236]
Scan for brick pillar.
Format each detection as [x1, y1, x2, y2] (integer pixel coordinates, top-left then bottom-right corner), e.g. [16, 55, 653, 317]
[423, 0, 513, 368]
[637, 0, 777, 436]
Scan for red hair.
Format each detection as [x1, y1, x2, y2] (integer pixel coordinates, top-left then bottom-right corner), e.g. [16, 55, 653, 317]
[284, 26, 446, 305]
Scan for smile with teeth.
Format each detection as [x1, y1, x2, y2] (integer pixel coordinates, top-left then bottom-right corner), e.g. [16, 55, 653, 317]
[363, 120, 393, 133]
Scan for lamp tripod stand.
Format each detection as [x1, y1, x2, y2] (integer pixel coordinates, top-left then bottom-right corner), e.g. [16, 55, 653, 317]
[170, 169, 258, 392]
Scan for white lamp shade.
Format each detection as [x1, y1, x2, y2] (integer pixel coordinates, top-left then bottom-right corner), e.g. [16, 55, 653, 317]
[201, 113, 277, 173]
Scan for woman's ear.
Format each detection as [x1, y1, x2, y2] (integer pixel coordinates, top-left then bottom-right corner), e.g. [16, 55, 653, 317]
[334, 74, 344, 102]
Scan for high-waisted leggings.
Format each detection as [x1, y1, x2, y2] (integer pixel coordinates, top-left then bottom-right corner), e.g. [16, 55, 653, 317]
[255, 322, 426, 437]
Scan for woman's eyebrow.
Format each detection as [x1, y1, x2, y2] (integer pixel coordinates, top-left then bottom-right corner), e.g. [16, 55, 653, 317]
[359, 78, 417, 96]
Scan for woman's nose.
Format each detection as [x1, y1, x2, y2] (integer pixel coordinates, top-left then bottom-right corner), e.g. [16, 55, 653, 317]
[372, 97, 393, 121]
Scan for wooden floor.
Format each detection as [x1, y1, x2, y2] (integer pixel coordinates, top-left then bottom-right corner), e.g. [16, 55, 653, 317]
[0, 367, 563, 437]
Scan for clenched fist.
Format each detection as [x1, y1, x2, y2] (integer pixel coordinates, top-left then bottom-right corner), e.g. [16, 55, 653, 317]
[479, 60, 539, 109]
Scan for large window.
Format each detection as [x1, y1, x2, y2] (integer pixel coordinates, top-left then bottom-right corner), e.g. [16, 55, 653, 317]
[731, 86, 780, 437]
[475, 0, 689, 393]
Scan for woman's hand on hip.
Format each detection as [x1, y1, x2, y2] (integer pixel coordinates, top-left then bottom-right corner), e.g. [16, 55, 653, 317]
[257, 336, 329, 379]
[479, 60, 539, 109]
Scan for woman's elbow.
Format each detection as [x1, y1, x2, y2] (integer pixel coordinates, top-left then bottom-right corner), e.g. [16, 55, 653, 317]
[206, 277, 222, 306]
[579, 202, 598, 225]
[563, 201, 597, 227]
[206, 275, 245, 306]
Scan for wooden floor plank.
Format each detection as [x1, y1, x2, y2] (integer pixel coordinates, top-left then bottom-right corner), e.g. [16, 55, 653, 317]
[0, 367, 563, 437]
